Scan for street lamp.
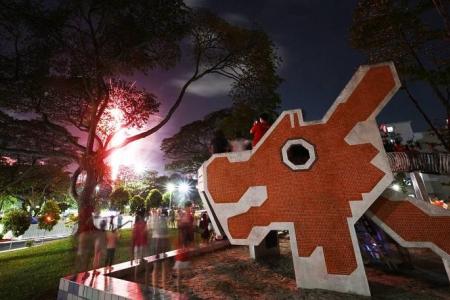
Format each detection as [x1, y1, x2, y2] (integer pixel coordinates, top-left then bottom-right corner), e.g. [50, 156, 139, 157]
[178, 182, 190, 194]
[166, 183, 176, 208]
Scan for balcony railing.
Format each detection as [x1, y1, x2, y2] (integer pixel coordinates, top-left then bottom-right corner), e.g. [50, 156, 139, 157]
[387, 152, 450, 175]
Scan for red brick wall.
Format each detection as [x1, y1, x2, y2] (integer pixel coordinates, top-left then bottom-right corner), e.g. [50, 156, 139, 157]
[370, 197, 450, 254]
[206, 66, 396, 275]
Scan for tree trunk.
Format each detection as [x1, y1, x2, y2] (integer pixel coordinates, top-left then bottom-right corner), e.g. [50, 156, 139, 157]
[71, 167, 98, 233]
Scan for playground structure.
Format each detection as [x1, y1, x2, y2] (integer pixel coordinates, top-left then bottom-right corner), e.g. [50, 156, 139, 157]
[198, 63, 450, 296]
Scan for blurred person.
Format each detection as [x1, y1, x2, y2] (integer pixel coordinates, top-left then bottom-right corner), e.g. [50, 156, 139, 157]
[173, 202, 195, 272]
[132, 214, 148, 265]
[172, 203, 195, 295]
[151, 208, 170, 290]
[117, 213, 123, 228]
[209, 130, 231, 154]
[150, 208, 170, 257]
[92, 219, 107, 275]
[71, 205, 98, 281]
[72, 230, 95, 280]
[199, 212, 211, 244]
[230, 131, 251, 152]
[179, 202, 194, 248]
[108, 215, 115, 230]
[169, 208, 176, 229]
[104, 228, 120, 272]
[250, 113, 271, 147]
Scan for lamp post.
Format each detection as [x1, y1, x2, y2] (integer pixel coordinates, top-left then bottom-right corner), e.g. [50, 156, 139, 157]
[166, 183, 176, 209]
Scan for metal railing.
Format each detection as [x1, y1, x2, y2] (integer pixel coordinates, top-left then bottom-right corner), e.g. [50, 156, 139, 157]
[387, 152, 450, 175]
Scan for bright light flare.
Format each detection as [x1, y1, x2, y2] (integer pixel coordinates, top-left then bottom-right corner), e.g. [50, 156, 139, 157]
[178, 182, 191, 194]
[392, 183, 401, 192]
[104, 106, 150, 181]
[166, 183, 176, 193]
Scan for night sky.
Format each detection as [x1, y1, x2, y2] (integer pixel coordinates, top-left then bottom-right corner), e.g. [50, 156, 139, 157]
[128, 0, 443, 173]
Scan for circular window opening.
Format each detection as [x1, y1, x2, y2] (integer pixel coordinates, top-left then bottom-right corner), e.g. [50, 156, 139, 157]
[287, 144, 310, 166]
[281, 138, 316, 171]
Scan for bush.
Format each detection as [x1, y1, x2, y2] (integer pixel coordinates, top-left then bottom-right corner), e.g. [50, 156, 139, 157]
[146, 189, 162, 211]
[110, 187, 130, 212]
[38, 200, 61, 231]
[25, 240, 34, 247]
[129, 195, 145, 215]
[1, 209, 30, 237]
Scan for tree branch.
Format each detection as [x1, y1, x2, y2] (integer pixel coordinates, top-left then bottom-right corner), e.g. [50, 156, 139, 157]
[0, 158, 37, 194]
[0, 147, 77, 160]
[103, 44, 208, 157]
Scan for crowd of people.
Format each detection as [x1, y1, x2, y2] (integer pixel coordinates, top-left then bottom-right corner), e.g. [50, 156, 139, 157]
[70, 113, 272, 286]
[72, 201, 214, 285]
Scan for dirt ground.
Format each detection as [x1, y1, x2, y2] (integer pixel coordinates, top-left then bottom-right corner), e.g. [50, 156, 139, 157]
[128, 238, 450, 299]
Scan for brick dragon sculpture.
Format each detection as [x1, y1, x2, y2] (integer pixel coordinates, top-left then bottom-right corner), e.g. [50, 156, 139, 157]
[197, 63, 450, 296]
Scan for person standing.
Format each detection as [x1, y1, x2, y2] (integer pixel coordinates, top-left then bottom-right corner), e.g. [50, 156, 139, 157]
[132, 214, 148, 264]
[209, 130, 231, 154]
[104, 228, 120, 272]
[151, 208, 170, 289]
[250, 113, 271, 147]
[199, 212, 211, 244]
[92, 219, 107, 275]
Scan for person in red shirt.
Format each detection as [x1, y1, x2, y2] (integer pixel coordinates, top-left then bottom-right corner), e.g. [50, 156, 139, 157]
[250, 113, 271, 147]
[132, 214, 148, 264]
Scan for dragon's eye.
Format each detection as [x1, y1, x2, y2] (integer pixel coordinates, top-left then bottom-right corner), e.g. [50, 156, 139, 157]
[281, 139, 316, 170]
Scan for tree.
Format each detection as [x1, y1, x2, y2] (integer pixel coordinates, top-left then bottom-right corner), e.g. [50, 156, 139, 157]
[114, 166, 156, 197]
[129, 195, 145, 216]
[0, 2, 281, 232]
[1, 209, 30, 237]
[0, 159, 71, 215]
[146, 189, 162, 210]
[161, 109, 231, 174]
[110, 186, 130, 212]
[37, 200, 60, 231]
[350, 0, 450, 150]
[162, 192, 171, 207]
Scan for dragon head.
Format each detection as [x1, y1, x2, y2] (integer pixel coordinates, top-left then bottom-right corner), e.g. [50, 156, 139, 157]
[198, 63, 400, 295]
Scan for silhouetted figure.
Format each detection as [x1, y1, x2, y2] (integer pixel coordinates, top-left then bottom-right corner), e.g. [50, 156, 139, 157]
[199, 212, 211, 244]
[209, 130, 231, 154]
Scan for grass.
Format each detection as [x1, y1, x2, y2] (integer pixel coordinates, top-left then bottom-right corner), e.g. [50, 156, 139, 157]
[0, 229, 180, 300]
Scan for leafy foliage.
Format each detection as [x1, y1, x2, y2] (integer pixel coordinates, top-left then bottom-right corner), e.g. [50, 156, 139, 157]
[161, 109, 231, 174]
[110, 186, 130, 212]
[190, 10, 281, 113]
[162, 192, 171, 207]
[0, 159, 71, 215]
[0, 1, 281, 230]
[129, 195, 145, 216]
[1, 209, 30, 237]
[38, 200, 60, 231]
[350, 0, 450, 150]
[146, 189, 162, 210]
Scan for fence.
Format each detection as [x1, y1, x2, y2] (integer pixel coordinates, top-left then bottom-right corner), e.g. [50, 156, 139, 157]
[387, 152, 450, 175]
